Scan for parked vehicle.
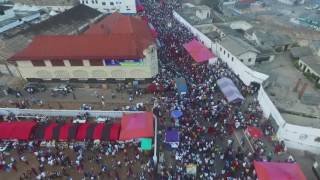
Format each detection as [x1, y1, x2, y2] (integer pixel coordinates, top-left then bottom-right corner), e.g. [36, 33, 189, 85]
[51, 84, 73, 96]
[24, 82, 46, 94]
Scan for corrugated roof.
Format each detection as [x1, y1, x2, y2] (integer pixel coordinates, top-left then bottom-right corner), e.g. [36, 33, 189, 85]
[9, 12, 155, 61]
[220, 35, 259, 56]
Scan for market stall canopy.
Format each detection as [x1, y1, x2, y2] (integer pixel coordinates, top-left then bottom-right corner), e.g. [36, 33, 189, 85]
[140, 138, 152, 150]
[92, 123, 105, 140]
[0, 121, 37, 140]
[59, 123, 72, 141]
[254, 161, 306, 180]
[165, 130, 179, 143]
[175, 78, 187, 95]
[183, 39, 216, 63]
[44, 123, 58, 141]
[76, 123, 90, 141]
[110, 123, 121, 141]
[246, 126, 263, 139]
[171, 110, 183, 119]
[119, 112, 154, 140]
[217, 77, 244, 103]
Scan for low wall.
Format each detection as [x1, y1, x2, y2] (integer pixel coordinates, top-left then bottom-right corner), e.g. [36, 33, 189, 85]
[0, 108, 142, 118]
[173, 11, 320, 154]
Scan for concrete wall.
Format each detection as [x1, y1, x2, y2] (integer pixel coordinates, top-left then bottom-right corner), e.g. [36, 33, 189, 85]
[80, 0, 136, 14]
[14, 45, 158, 80]
[238, 51, 257, 66]
[174, 10, 320, 154]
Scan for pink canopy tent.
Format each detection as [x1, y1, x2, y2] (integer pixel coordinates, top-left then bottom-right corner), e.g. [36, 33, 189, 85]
[119, 112, 154, 140]
[254, 161, 306, 180]
[183, 39, 216, 63]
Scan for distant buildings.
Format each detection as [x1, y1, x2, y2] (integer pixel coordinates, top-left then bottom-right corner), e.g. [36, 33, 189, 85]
[8, 12, 158, 81]
[80, 0, 137, 14]
[297, 13, 320, 31]
[277, 0, 303, 5]
[0, 5, 41, 34]
[298, 56, 320, 84]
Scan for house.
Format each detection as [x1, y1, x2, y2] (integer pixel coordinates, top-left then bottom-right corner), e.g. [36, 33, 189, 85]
[310, 41, 320, 56]
[247, 30, 295, 52]
[220, 35, 260, 66]
[0, 4, 102, 76]
[290, 47, 313, 60]
[80, 0, 137, 14]
[7, 13, 158, 81]
[177, 3, 212, 26]
[298, 55, 320, 84]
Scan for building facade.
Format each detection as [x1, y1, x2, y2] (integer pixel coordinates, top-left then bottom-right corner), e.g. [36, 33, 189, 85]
[8, 13, 158, 81]
[80, 0, 136, 14]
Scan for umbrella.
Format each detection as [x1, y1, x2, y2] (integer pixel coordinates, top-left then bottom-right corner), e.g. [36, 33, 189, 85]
[141, 138, 152, 151]
[246, 126, 263, 139]
[171, 110, 183, 119]
[165, 130, 179, 143]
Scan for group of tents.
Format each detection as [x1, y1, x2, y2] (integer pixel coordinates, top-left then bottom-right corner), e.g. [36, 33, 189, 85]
[0, 121, 121, 141]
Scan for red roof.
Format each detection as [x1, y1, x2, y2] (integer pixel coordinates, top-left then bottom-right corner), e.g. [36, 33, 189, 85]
[44, 123, 58, 141]
[183, 39, 216, 63]
[119, 112, 154, 140]
[9, 13, 155, 61]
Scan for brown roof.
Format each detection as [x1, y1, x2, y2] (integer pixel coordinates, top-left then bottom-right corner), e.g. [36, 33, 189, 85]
[9, 12, 154, 61]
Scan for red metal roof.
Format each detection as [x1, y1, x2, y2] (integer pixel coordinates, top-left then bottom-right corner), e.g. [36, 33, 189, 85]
[9, 13, 155, 61]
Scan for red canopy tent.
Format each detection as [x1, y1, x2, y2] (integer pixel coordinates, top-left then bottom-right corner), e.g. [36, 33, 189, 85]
[59, 123, 72, 141]
[44, 123, 58, 141]
[183, 39, 216, 63]
[246, 126, 263, 139]
[0, 122, 15, 140]
[119, 112, 154, 140]
[254, 161, 306, 180]
[0, 121, 37, 140]
[75, 123, 90, 141]
[110, 123, 121, 141]
[92, 123, 105, 140]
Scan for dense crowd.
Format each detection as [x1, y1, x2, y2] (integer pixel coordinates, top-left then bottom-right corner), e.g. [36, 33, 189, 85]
[141, 0, 286, 179]
[0, 0, 290, 179]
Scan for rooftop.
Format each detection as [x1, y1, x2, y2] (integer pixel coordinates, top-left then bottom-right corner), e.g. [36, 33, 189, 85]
[254, 30, 295, 47]
[0, 4, 102, 62]
[290, 47, 313, 59]
[300, 55, 320, 74]
[177, 4, 212, 26]
[9, 13, 155, 61]
[220, 35, 259, 56]
[310, 40, 320, 50]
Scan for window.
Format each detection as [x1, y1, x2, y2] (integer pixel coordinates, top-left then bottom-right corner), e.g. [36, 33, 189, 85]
[102, 2, 106, 5]
[69, 60, 83, 66]
[81, 0, 84, 4]
[110, 2, 114, 5]
[220, 47, 222, 51]
[240, 59, 244, 62]
[231, 57, 234, 61]
[85, 0, 88, 4]
[32, 60, 45, 67]
[227, 53, 229, 58]
[89, 59, 103, 66]
[224, 50, 225, 55]
[248, 58, 252, 62]
[91, 0, 94, 4]
[51, 60, 65, 66]
[95, 0, 98, 3]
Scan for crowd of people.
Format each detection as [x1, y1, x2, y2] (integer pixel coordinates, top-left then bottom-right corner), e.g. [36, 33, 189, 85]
[0, 0, 293, 179]
[140, 0, 288, 179]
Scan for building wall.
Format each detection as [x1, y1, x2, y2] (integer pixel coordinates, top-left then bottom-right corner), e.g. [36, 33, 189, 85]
[238, 51, 257, 66]
[14, 45, 158, 80]
[174, 10, 320, 154]
[298, 60, 320, 84]
[0, 12, 40, 33]
[80, 0, 136, 14]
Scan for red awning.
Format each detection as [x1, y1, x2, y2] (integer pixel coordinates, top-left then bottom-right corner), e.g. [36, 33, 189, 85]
[59, 123, 72, 141]
[0, 121, 37, 140]
[119, 112, 154, 140]
[92, 123, 105, 140]
[110, 123, 121, 141]
[183, 39, 216, 63]
[136, 5, 145, 11]
[246, 126, 263, 139]
[75, 123, 90, 141]
[254, 161, 306, 180]
[44, 123, 58, 141]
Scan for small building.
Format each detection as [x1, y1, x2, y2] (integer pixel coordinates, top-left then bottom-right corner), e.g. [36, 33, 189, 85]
[80, 0, 137, 14]
[220, 35, 260, 66]
[298, 55, 320, 84]
[290, 47, 313, 60]
[246, 30, 295, 52]
[310, 40, 320, 56]
[8, 13, 158, 81]
[177, 3, 212, 27]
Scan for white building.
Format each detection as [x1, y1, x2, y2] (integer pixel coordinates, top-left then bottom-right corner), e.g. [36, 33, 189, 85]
[80, 0, 136, 14]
